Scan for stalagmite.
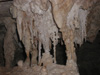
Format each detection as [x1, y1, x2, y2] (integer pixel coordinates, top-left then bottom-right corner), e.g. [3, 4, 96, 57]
[38, 41, 41, 64]
[53, 41, 56, 63]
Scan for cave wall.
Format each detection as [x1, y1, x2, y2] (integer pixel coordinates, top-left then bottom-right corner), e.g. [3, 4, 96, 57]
[0, 1, 12, 17]
[0, 1, 27, 69]
[0, 1, 13, 67]
[3, 17, 18, 67]
[0, 18, 6, 66]
[87, 0, 100, 42]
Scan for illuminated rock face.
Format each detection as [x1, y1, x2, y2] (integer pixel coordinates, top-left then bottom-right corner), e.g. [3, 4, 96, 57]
[11, 0, 99, 74]
[11, 0, 59, 66]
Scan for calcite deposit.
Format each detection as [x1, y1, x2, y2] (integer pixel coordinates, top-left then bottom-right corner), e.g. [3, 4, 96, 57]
[5, 0, 99, 75]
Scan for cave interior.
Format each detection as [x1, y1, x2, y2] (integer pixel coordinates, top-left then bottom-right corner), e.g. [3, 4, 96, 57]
[0, 0, 100, 75]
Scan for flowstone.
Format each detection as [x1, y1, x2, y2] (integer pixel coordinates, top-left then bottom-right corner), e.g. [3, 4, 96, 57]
[10, 0, 99, 75]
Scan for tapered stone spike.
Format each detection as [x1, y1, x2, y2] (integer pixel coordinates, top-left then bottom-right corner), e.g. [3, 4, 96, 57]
[38, 41, 41, 64]
[53, 42, 56, 63]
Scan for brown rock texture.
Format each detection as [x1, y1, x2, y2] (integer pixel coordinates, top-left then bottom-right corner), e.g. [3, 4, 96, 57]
[87, 0, 100, 42]
[3, 17, 18, 67]
[0, 1, 12, 17]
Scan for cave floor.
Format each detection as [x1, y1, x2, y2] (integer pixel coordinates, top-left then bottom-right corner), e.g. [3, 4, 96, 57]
[0, 63, 78, 75]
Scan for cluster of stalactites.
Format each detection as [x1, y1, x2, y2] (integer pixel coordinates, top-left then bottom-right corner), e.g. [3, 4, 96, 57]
[66, 0, 98, 46]
[10, 0, 98, 66]
[11, 0, 59, 64]
[66, 0, 89, 46]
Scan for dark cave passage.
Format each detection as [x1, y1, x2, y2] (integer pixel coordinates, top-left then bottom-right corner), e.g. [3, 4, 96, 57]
[40, 38, 67, 65]
[76, 31, 100, 75]
[12, 41, 26, 67]
[56, 38, 67, 65]
[49, 37, 67, 65]
[49, 30, 100, 74]
[11, 27, 26, 67]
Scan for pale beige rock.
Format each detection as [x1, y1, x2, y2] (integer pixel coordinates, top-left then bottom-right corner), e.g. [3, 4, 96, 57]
[50, 0, 75, 28]
[40, 67, 48, 75]
[40, 53, 53, 66]
[17, 60, 23, 67]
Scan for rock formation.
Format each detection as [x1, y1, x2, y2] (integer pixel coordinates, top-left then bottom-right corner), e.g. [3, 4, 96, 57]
[87, 0, 100, 42]
[0, 18, 6, 66]
[3, 17, 18, 67]
[0, 0, 100, 75]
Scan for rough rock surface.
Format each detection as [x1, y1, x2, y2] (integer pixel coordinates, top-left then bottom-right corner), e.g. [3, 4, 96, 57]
[87, 1, 100, 42]
[0, 19, 6, 66]
[3, 17, 19, 67]
[0, 63, 79, 75]
[0, 1, 12, 17]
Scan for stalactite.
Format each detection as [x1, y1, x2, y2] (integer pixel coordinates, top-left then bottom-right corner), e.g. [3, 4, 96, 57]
[67, 0, 89, 45]
[38, 41, 41, 64]
[16, 10, 23, 41]
[52, 33, 59, 63]
[11, 0, 59, 66]
[53, 41, 56, 63]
